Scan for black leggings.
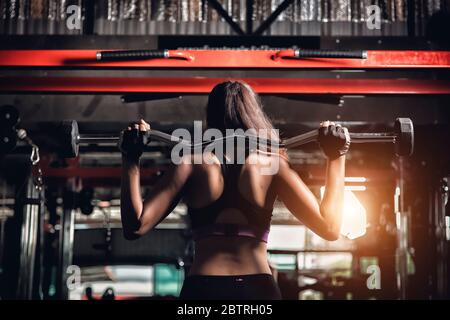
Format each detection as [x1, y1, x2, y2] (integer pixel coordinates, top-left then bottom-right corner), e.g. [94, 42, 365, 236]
[179, 274, 282, 300]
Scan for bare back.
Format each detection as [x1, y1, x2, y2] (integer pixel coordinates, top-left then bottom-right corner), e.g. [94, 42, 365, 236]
[183, 152, 278, 276]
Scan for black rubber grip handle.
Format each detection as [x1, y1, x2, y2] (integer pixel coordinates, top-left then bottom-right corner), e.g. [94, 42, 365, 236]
[294, 49, 367, 59]
[96, 50, 168, 61]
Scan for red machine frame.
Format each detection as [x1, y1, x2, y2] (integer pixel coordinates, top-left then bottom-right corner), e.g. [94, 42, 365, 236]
[2, 77, 449, 95]
[1, 49, 450, 69]
[2, 48, 449, 179]
[1, 49, 450, 95]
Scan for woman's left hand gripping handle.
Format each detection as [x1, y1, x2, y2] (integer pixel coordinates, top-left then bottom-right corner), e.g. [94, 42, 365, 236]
[119, 119, 151, 160]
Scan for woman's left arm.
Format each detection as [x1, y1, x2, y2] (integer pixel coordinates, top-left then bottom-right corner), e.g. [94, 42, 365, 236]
[121, 157, 192, 239]
[120, 120, 192, 239]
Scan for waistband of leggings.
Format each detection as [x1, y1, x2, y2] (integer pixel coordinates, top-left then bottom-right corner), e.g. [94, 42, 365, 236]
[184, 273, 274, 281]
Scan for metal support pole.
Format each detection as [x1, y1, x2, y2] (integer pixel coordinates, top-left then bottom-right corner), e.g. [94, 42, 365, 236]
[407, 0, 416, 37]
[435, 178, 448, 298]
[82, 0, 95, 35]
[2, 161, 40, 299]
[56, 180, 76, 300]
[17, 178, 41, 299]
[42, 186, 58, 299]
[33, 187, 45, 300]
[246, 0, 254, 34]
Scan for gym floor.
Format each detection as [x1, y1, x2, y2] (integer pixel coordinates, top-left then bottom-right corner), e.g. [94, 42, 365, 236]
[0, 0, 450, 307]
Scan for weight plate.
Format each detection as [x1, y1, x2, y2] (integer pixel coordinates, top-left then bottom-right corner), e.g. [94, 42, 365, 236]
[59, 120, 79, 158]
[394, 118, 414, 157]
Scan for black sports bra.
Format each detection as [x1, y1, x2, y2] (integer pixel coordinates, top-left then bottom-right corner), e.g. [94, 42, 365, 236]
[187, 160, 273, 242]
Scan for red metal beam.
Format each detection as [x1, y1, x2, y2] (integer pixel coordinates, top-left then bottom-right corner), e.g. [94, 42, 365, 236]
[0, 50, 449, 69]
[1, 77, 449, 94]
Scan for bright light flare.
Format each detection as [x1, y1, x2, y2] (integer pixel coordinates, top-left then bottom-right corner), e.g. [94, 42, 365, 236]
[321, 186, 367, 240]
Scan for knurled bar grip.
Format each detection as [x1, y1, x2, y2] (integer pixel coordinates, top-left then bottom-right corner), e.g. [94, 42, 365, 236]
[294, 49, 368, 59]
[96, 50, 168, 61]
[282, 130, 395, 149]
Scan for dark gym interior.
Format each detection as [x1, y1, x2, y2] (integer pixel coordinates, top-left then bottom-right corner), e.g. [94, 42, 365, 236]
[0, 0, 450, 301]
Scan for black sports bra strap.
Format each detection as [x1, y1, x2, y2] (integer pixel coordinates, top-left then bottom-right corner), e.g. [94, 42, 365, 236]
[188, 149, 273, 235]
[218, 162, 272, 223]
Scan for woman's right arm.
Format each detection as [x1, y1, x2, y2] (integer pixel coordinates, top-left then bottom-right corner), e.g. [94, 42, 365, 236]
[274, 122, 349, 241]
[275, 156, 344, 241]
